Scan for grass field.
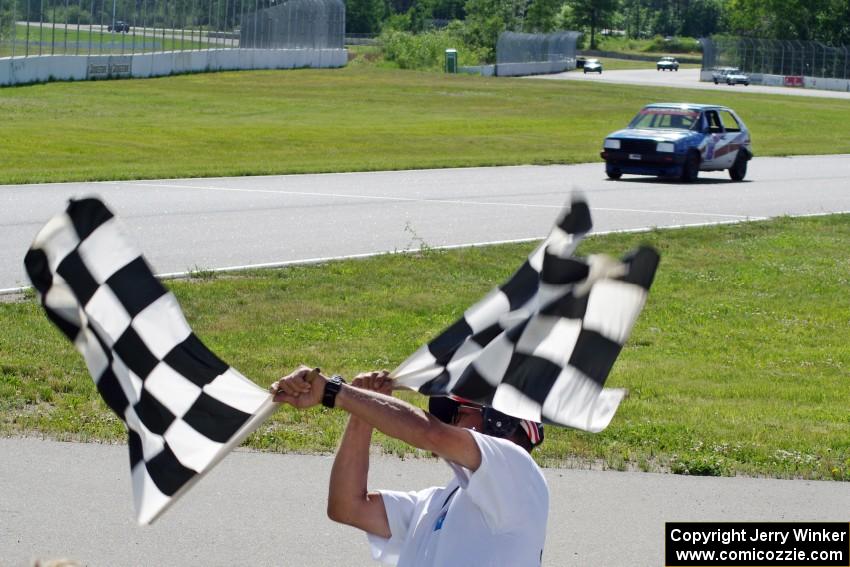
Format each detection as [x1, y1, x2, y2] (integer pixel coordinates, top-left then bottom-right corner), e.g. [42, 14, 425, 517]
[1, 65, 849, 184]
[2, 215, 848, 480]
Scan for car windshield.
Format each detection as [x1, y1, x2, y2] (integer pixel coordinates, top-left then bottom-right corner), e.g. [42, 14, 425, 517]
[628, 108, 699, 130]
[586, 59, 599, 64]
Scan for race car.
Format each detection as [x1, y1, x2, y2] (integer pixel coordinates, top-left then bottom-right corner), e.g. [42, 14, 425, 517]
[583, 58, 602, 74]
[656, 56, 679, 71]
[108, 20, 130, 33]
[712, 67, 750, 85]
[600, 103, 753, 182]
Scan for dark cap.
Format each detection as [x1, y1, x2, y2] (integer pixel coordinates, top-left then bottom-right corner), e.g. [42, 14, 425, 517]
[428, 396, 544, 448]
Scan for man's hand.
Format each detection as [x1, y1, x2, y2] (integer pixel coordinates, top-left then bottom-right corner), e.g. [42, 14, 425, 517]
[351, 370, 393, 396]
[269, 365, 327, 409]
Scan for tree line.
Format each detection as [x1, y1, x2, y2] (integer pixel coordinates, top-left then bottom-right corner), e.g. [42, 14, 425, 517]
[347, 0, 850, 48]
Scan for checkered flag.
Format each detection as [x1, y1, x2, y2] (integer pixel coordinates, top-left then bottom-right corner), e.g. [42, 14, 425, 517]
[24, 197, 277, 525]
[392, 196, 660, 432]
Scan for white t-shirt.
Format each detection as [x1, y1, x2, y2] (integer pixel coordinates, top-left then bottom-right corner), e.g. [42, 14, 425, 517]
[367, 430, 549, 567]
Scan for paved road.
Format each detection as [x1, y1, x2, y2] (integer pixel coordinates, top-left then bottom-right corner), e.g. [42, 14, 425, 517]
[530, 68, 850, 100]
[1, 437, 847, 567]
[4, 155, 850, 292]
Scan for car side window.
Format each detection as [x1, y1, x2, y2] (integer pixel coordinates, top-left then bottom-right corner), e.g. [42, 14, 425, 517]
[706, 111, 723, 134]
[719, 111, 741, 132]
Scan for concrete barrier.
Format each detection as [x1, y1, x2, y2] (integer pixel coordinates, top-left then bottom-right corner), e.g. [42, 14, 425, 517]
[0, 48, 347, 87]
[495, 60, 573, 77]
[459, 65, 495, 77]
[805, 76, 850, 92]
[699, 69, 850, 92]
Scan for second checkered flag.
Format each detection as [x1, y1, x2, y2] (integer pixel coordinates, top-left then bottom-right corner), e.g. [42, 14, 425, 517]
[392, 196, 660, 432]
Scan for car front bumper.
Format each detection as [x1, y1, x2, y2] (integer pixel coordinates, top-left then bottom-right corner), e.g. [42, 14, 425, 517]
[601, 150, 686, 176]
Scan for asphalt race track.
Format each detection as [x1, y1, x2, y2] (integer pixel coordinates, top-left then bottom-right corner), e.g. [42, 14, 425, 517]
[3, 155, 850, 292]
[530, 67, 850, 100]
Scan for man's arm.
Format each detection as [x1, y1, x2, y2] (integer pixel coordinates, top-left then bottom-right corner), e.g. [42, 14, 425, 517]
[326, 373, 391, 537]
[334, 382, 482, 471]
[271, 367, 481, 471]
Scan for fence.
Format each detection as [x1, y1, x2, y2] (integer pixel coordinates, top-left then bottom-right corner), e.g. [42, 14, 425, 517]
[701, 36, 850, 80]
[0, 0, 344, 57]
[240, 0, 342, 49]
[495, 30, 581, 77]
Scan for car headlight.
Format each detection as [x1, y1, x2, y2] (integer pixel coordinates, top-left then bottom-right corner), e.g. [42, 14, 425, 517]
[656, 142, 675, 153]
[604, 139, 621, 150]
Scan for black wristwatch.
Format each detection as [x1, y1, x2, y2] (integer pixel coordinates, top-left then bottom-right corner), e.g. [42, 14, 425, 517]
[321, 375, 346, 408]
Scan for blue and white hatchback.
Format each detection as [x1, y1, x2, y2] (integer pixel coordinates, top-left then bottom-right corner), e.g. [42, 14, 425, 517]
[600, 103, 753, 182]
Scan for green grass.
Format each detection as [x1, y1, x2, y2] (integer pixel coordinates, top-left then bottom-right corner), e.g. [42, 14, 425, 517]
[2, 215, 848, 480]
[1, 65, 849, 184]
[596, 35, 704, 57]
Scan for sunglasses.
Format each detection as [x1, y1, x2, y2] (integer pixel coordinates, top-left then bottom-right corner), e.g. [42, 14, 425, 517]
[452, 404, 484, 424]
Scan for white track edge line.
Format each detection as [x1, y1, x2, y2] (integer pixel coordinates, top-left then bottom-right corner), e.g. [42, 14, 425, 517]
[2, 209, 847, 296]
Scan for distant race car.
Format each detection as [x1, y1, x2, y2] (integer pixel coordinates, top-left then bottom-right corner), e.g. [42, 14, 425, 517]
[108, 20, 130, 33]
[583, 58, 602, 74]
[656, 56, 679, 71]
[712, 67, 750, 86]
[600, 103, 753, 182]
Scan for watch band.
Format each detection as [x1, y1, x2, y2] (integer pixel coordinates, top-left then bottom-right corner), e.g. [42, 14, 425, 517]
[321, 375, 345, 408]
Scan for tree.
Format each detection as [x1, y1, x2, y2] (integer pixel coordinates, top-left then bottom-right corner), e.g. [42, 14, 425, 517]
[814, 0, 850, 45]
[346, 0, 387, 33]
[567, 0, 619, 49]
[524, 0, 561, 32]
[462, 0, 527, 59]
[723, 0, 815, 40]
[680, 0, 722, 37]
[622, 0, 647, 38]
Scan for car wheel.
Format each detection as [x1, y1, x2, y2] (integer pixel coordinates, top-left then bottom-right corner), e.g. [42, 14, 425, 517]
[680, 152, 700, 182]
[713, 79, 718, 84]
[729, 153, 748, 181]
[606, 165, 622, 180]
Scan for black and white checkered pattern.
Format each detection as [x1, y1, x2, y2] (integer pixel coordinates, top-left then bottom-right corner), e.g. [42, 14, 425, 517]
[24, 197, 277, 525]
[392, 196, 660, 432]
